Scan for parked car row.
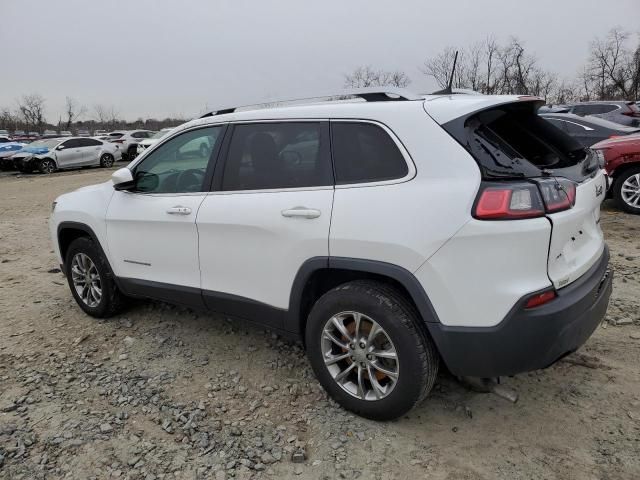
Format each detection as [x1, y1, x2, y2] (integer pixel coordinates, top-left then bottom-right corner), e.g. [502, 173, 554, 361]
[0, 137, 121, 173]
[0, 128, 164, 173]
[539, 101, 640, 127]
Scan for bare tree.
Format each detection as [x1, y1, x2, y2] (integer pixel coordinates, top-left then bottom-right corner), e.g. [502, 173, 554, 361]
[420, 47, 460, 89]
[421, 37, 557, 99]
[64, 97, 87, 131]
[344, 65, 411, 88]
[583, 28, 639, 100]
[16, 94, 46, 132]
[93, 104, 120, 130]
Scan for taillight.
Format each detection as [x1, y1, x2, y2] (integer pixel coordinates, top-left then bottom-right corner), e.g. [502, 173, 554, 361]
[524, 289, 557, 309]
[474, 183, 545, 220]
[474, 178, 576, 220]
[111, 139, 125, 144]
[536, 177, 576, 213]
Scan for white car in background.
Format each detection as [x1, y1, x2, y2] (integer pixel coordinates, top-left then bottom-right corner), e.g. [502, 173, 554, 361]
[10, 136, 120, 173]
[136, 128, 174, 155]
[106, 130, 155, 161]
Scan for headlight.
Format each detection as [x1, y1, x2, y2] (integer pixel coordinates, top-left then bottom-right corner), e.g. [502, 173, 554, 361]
[51, 201, 57, 212]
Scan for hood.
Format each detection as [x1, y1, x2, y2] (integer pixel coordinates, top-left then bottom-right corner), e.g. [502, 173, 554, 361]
[18, 145, 51, 155]
[75, 180, 113, 193]
[592, 134, 640, 150]
[0, 142, 25, 152]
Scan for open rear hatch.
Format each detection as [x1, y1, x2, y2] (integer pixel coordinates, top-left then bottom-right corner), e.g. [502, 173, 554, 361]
[435, 97, 607, 289]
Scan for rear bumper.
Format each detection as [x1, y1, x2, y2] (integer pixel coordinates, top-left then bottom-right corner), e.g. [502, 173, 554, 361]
[429, 245, 613, 377]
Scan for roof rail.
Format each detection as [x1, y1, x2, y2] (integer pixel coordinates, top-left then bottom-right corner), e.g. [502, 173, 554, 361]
[199, 88, 422, 118]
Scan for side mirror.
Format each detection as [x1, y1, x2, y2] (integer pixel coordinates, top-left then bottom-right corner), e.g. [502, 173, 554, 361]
[56, 145, 65, 150]
[112, 167, 135, 190]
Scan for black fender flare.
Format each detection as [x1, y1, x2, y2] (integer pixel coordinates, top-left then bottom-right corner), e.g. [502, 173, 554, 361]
[57, 222, 109, 272]
[285, 256, 442, 336]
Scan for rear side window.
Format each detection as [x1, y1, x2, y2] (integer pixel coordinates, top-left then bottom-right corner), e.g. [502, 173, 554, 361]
[331, 122, 408, 184]
[222, 122, 332, 191]
[78, 138, 102, 147]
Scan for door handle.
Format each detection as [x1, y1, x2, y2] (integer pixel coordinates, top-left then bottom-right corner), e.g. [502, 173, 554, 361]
[281, 207, 321, 219]
[166, 206, 192, 215]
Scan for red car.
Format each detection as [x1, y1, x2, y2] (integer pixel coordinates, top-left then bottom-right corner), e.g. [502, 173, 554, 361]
[592, 134, 640, 214]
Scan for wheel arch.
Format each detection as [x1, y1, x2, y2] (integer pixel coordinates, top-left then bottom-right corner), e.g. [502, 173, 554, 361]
[57, 222, 109, 272]
[610, 159, 640, 180]
[287, 257, 441, 343]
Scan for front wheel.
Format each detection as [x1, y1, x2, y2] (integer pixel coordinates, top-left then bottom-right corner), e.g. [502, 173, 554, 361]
[65, 237, 125, 318]
[100, 153, 115, 168]
[39, 158, 56, 174]
[613, 166, 640, 214]
[305, 280, 439, 420]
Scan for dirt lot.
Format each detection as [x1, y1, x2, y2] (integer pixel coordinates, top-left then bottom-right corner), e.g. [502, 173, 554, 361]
[1, 167, 639, 480]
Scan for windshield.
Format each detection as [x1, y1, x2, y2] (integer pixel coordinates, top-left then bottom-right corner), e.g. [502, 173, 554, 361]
[28, 139, 62, 148]
[151, 130, 171, 140]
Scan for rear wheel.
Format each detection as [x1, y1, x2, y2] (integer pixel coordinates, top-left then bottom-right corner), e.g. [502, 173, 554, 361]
[100, 153, 115, 168]
[39, 158, 56, 174]
[613, 165, 640, 214]
[65, 237, 125, 318]
[305, 280, 439, 420]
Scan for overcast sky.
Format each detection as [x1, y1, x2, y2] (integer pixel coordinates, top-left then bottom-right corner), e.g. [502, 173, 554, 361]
[1, 0, 639, 122]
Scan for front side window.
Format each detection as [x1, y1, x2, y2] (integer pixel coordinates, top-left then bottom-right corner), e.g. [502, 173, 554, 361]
[61, 139, 81, 149]
[222, 122, 331, 191]
[78, 138, 102, 147]
[331, 122, 408, 184]
[132, 126, 223, 194]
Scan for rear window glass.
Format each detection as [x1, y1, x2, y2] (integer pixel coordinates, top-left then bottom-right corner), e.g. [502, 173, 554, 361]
[331, 122, 408, 184]
[447, 103, 589, 180]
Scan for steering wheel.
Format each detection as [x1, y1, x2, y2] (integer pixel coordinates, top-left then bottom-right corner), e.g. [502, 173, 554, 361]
[175, 169, 205, 192]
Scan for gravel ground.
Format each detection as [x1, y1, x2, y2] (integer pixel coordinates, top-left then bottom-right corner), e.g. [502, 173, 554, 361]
[1, 167, 639, 480]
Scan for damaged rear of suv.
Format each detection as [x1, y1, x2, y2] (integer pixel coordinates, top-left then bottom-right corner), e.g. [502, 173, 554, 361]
[419, 95, 612, 377]
[50, 90, 612, 420]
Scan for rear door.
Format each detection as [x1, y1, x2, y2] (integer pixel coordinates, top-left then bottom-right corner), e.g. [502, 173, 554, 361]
[196, 121, 334, 328]
[76, 138, 103, 165]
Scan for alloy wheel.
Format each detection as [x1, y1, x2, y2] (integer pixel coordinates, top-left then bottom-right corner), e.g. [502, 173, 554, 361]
[101, 154, 114, 167]
[41, 159, 55, 174]
[70, 253, 102, 308]
[621, 173, 640, 208]
[321, 311, 399, 401]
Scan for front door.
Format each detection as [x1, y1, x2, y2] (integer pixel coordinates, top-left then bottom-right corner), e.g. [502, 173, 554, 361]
[196, 121, 334, 328]
[105, 125, 226, 301]
[55, 139, 85, 168]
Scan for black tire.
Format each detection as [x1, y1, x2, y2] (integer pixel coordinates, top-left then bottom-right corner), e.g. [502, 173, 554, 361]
[613, 165, 640, 215]
[127, 146, 138, 161]
[100, 153, 115, 168]
[39, 158, 56, 174]
[64, 237, 125, 318]
[305, 280, 439, 420]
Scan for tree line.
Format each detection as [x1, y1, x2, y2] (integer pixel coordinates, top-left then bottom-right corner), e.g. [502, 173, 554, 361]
[344, 27, 639, 104]
[0, 96, 186, 135]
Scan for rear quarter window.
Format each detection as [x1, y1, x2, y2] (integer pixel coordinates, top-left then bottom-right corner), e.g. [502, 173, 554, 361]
[331, 122, 408, 184]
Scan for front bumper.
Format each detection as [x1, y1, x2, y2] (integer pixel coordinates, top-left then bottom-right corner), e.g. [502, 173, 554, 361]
[429, 246, 613, 377]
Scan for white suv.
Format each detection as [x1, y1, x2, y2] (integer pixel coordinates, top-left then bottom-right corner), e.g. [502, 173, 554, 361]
[50, 89, 613, 420]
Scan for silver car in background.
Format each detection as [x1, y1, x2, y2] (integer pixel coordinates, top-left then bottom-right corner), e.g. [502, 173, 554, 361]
[10, 137, 121, 174]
